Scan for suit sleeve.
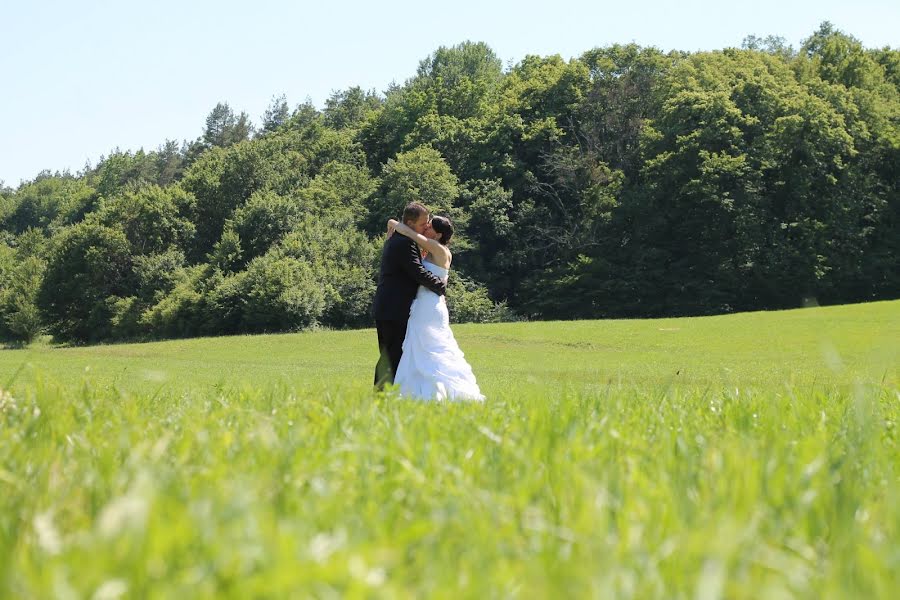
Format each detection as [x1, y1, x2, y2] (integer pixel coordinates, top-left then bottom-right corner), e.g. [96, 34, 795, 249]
[399, 238, 447, 296]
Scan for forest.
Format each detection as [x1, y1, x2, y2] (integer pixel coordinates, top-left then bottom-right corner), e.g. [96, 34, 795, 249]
[1, 22, 897, 343]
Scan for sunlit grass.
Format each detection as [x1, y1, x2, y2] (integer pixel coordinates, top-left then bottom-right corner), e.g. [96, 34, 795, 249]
[1, 301, 898, 597]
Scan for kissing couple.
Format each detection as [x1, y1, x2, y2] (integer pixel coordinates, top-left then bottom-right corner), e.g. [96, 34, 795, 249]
[373, 202, 484, 402]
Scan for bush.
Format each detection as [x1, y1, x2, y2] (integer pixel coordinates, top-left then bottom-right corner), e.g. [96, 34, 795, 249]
[1, 256, 45, 343]
[208, 254, 327, 333]
[38, 221, 133, 342]
[322, 266, 376, 329]
[139, 265, 210, 339]
[133, 249, 188, 302]
[276, 214, 380, 328]
[446, 273, 517, 324]
[108, 295, 145, 340]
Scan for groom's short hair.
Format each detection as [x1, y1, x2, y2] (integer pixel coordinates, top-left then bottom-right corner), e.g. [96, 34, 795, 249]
[402, 202, 429, 226]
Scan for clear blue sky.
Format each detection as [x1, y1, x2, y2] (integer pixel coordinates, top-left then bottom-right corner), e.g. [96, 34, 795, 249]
[1, 0, 897, 186]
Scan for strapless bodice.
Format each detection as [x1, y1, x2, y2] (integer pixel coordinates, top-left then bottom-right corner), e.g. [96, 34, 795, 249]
[423, 261, 449, 280]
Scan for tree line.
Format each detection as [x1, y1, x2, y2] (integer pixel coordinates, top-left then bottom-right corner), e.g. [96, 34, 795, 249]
[1, 22, 897, 344]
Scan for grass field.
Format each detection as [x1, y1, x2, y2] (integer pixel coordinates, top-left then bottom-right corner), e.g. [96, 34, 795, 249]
[1, 301, 898, 598]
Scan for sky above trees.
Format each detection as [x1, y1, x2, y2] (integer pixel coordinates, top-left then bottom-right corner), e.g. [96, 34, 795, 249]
[1, 0, 897, 185]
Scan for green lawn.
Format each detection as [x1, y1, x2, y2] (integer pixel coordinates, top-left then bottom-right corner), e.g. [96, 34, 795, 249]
[1, 301, 898, 597]
[3, 300, 897, 397]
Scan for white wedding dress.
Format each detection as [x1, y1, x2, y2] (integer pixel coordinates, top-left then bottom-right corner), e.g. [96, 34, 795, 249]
[395, 261, 485, 402]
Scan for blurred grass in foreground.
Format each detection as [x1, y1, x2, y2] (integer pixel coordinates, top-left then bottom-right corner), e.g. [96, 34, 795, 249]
[1, 301, 897, 597]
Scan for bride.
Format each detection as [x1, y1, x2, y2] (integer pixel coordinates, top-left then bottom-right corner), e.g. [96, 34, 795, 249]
[386, 215, 485, 402]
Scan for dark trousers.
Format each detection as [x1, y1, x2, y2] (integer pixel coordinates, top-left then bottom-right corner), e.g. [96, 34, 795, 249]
[374, 319, 409, 388]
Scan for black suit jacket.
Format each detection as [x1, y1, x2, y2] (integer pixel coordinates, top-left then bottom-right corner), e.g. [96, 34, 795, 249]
[373, 233, 446, 321]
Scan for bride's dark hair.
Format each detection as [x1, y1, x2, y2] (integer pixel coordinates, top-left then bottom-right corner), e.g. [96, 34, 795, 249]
[430, 216, 454, 245]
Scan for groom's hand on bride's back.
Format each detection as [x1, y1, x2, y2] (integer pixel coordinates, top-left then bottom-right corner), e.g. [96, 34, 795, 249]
[401, 238, 446, 296]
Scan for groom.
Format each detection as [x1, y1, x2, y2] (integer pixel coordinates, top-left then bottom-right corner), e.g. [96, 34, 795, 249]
[373, 202, 447, 389]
